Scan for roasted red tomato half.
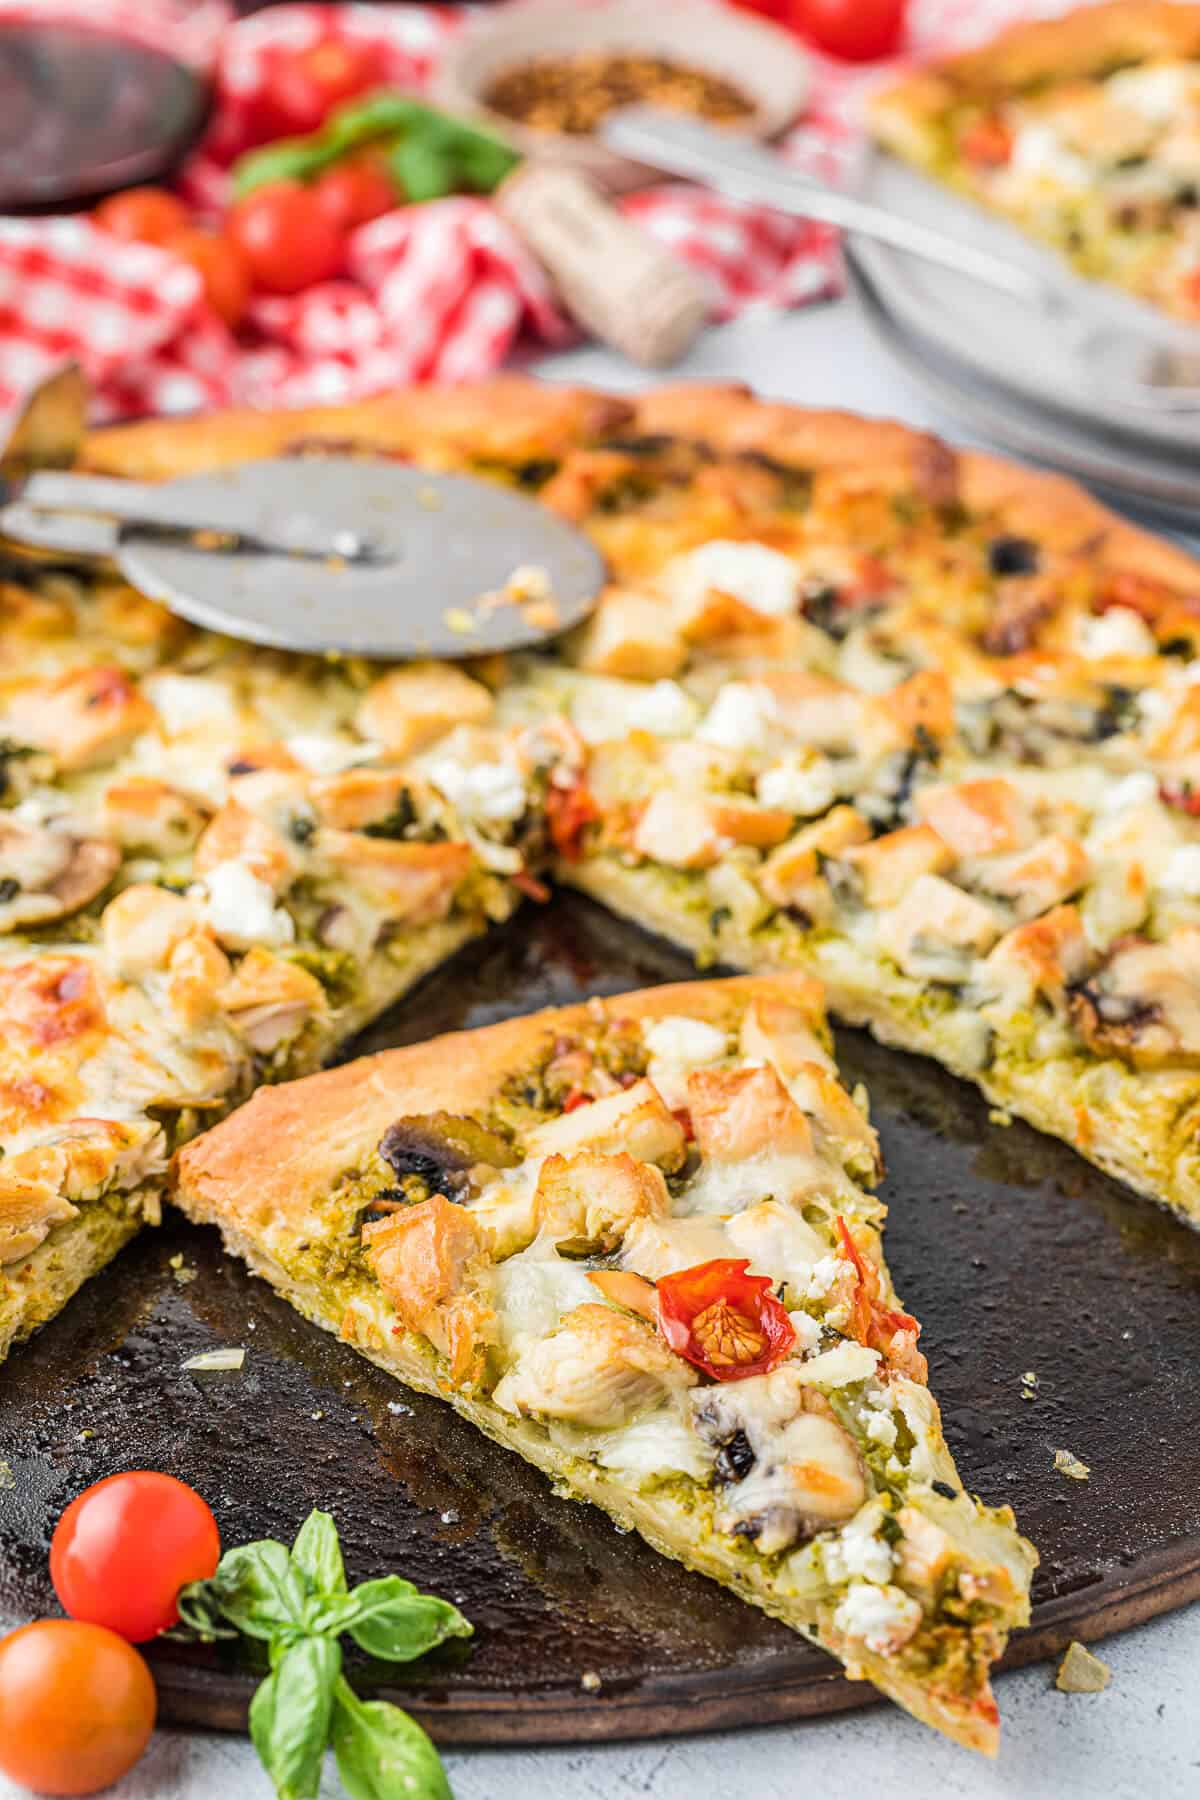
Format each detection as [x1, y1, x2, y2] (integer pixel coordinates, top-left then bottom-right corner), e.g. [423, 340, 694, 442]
[835, 1216, 920, 1356]
[657, 1258, 795, 1381]
[544, 777, 598, 862]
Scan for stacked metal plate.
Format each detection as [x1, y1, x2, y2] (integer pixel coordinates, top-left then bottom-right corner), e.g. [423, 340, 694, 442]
[849, 148, 1200, 533]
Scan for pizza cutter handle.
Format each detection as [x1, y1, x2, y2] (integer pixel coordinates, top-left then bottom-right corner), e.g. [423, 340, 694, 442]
[603, 109, 1055, 313]
[15, 470, 384, 563]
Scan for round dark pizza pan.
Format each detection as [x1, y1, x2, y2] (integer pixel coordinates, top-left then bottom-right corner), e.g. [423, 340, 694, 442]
[3, 895, 1200, 1744]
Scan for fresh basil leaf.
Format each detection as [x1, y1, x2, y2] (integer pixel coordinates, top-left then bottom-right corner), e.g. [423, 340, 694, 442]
[292, 1508, 347, 1597]
[344, 1576, 472, 1664]
[454, 129, 520, 194]
[249, 1636, 341, 1800]
[389, 137, 455, 205]
[303, 1590, 372, 1640]
[332, 1677, 452, 1800]
[208, 1540, 310, 1642]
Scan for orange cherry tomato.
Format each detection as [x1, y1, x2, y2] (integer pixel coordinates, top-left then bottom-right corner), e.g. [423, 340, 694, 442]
[92, 186, 189, 246]
[228, 180, 345, 295]
[314, 157, 397, 232]
[261, 38, 376, 139]
[165, 229, 251, 330]
[51, 1471, 220, 1643]
[960, 114, 1014, 168]
[0, 1619, 156, 1796]
[657, 1258, 796, 1381]
[786, 0, 906, 61]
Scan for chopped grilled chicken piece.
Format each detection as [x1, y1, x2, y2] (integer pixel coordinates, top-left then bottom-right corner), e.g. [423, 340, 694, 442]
[632, 792, 793, 869]
[194, 798, 297, 892]
[0, 819, 119, 933]
[363, 1194, 495, 1386]
[759, 807, 872, 914]
[1069, 929, 1200, 1068]
[915, 779, 1035, 859]
[787, 1063, 882, 1178]
[838, 824, 953, 908]
[533, 1150, 669, 1250]
[738, 987, 835, 1075]
[969, 833, 1091, 922]
[687, 1063, 815, 1160]
[355, 662, 493, 756]
[217, 949, 328, 1052]
[863, 670, 955, 756]
[310, 768, 418, 832]
[526, 1078, 687, 1171]
[619, 1213, 734, 1281]
[492, 1302, 694, 1429]
[568, 587, 685, 679]
[979, 905, 1092, 1018]
[0, 1152, 78, 1265]
[5, 665, 155, 770]
[102, 777, 209, 855]
[316, 833, 472, 925]
[753, 671, 863, 752]
[101, 884, 199, 977]
[877, 874, 1002, 982]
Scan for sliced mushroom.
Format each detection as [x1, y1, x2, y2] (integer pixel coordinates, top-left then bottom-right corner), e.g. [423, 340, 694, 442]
[0, 818, 119, 933]
[378, 1112, 518, 1200]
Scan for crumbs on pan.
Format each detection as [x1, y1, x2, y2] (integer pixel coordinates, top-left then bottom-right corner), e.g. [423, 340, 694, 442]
[988, 1107, 1013, 1126]
[1056, 1642, 1111, 1693]
[1021, 1370, 1039, 1402]
[0, 1459, 13, 1490]
[1053, 1447, 1090, 1480]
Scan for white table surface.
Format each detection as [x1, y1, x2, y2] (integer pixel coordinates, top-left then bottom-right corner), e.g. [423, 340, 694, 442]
[4, 295, 1198, 1799]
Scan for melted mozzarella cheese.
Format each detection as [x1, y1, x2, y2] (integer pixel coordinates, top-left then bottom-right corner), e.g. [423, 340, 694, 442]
[757, 751, 837, 817]
[144, 674, 238, 738]
[696, 682, 774, 753]
[491, 1243, 599, 1353]
[593, 1407, 714, 1482]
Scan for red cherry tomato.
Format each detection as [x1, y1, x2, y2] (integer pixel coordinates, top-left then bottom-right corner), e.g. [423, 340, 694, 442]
[166, 228, 251, 330]
[787, 0, 906, 61]
[960, 114, 1014, 168]
[261, 38, 376, 139]
[726, 0, 786, 16]
[314, 157, 397, 232]
[657, 1258, 796, 1381]
[228, 181, 345, 294]
[0, 1619, 156, 1796]
[545, 777, 599, 862]
[51, 1471, 220, 1643]
[92, 186, 189, 246]
[835, 1216, 922, 1362]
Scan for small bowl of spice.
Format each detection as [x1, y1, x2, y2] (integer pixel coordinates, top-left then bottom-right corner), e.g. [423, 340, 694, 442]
[433, 0, 810, 192]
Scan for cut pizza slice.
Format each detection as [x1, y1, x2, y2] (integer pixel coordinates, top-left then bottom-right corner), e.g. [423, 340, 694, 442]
[173, 971, 1036, 1753]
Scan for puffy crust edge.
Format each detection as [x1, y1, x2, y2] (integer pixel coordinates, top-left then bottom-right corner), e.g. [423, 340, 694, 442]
[171, 971, 825, 1238]
[82, 377, 1200, 595]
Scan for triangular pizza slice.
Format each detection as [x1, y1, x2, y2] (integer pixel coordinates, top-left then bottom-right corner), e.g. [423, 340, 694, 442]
[173, 971, 1035, 1752]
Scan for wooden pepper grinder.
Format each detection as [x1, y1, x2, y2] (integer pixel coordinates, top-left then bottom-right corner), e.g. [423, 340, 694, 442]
[497, 161, 709, 368]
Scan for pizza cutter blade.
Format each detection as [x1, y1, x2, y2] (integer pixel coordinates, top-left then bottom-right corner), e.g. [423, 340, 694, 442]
[2, 456, 607, 660]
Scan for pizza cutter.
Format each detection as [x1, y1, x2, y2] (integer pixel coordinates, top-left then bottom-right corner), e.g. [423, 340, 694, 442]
[0, 366, 605, 660]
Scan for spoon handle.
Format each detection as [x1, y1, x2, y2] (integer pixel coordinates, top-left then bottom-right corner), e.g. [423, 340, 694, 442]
[604, 108, 1054, 312]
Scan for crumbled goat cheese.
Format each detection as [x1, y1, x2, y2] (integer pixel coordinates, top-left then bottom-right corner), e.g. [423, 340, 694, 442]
[1101, 771, 1159, 814]
[1161, 845, 1200, 897]
[757, 752, 837, 817]
[286, 733, 382, 775]
[144, 674, 237, 738]
[697, 682, 774, 753]
[196, 860, 295, 950]
[425, 756, 526, 825]
[666, 540, 799, 617]
[832, 1581, 922, 1654]
[822, 1505, 895, 1586]
[1073, 607, 1157, 662]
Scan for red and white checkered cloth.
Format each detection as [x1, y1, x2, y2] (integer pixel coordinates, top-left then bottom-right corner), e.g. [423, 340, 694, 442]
[0, 0, 1047, 419]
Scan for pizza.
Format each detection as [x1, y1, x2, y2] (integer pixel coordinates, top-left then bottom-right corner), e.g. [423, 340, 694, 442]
[172, 971, 1037, 1753]
[6, 373, 1200, 1375]
[869, 0, 1200, 320]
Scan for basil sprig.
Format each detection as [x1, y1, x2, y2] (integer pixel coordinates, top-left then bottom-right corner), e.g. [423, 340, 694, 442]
[177, 1508, 469, 1800]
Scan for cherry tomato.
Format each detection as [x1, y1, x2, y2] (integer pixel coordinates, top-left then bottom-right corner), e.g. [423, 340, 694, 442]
[228, 181, 346, 295]
[787, 0, 906, 62]
[0, 1619, 156, 1796]
[92, 186, 189, 246]
[165, 229, 251, 330]
[261, 38, 376, 139]
[51, 1471, 220, 1643]
[1161, 782, 1200, 816]
[545, 778, 599, 862]
[314, 157, 398, 232]
[835, 1216, 923, 1367]
[726, 0, 786, 16]
[960, 114, 1013, 168]
[657, 1258, 796, 1381]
